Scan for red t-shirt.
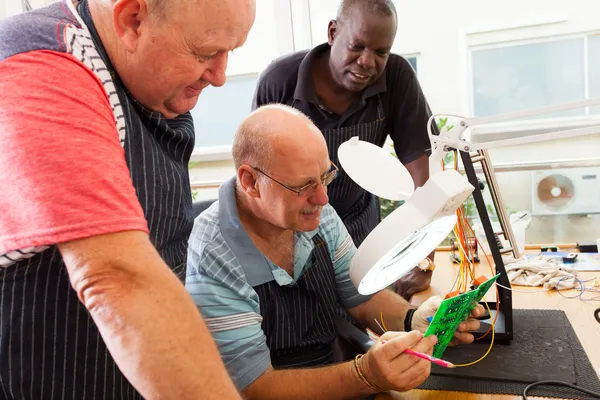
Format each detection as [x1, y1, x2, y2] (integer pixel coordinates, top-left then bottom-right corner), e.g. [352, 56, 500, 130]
[0, 50, 148, 257]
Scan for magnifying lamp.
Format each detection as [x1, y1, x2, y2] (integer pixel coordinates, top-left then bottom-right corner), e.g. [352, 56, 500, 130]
[339, 137, 474, 295]
[341, 98, 600, 296]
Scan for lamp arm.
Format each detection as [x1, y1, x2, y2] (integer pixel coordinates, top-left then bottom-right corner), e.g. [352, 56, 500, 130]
[464, 98, 600, 127]
[428, 98, 600, 155]
[470, 125, 600, 150]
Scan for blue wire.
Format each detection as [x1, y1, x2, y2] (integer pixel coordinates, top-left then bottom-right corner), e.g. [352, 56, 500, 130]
[555, 276, 600, 302]
[556, 276, 585, 299]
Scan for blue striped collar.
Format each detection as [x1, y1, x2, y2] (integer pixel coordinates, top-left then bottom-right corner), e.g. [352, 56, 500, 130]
[218, 177, 320, 287]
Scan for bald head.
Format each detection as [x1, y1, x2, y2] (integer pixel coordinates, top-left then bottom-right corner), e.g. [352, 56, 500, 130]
[232, 104, 326, 171]
[144, 0, 254, 22]
[336, 0, 397, 25]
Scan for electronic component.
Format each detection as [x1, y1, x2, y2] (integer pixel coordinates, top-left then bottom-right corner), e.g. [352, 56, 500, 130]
[424, 274, 500, 358]
[541, 246, 559, 252]
[470, 275, 488, 289]
[577, 241, 599, 253]
[444, 290, 461, 300]
[562, 253, 578, 263]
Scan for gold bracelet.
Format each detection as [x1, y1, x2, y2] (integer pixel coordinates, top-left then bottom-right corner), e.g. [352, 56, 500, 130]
[354, 354, 384, 393]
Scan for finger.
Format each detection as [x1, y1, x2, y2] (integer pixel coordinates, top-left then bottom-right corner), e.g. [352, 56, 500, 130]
[471, 305, 485, 317]
[452, 331, 475, 344]
[406, 335, 438, 357]
[457, 318, 481, 332]
[465, 319, 481, 331]
[378, 330, 424, 361]
[392, 358, 431, 388]
[379, 331, 408, 341]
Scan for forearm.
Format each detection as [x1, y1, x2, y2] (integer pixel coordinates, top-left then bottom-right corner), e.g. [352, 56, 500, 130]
[349, 290, 415, 334]
[243, 363, 375, 400]
[61, 232, 240, 400]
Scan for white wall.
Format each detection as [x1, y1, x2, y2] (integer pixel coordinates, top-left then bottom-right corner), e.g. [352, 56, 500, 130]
[225, 0, 294, 76]
[1, 0, 25, 19]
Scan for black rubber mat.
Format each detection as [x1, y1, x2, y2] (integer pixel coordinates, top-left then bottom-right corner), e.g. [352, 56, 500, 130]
[418, 309, 600, 399]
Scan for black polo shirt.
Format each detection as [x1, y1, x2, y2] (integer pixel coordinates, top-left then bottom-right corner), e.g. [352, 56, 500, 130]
[252, 43, 435, 165]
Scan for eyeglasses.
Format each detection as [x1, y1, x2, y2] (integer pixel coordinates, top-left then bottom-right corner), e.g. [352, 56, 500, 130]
[253, 161, 339, 198]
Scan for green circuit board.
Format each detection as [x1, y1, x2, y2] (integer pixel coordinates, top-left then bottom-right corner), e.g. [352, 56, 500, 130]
[424, 274, 500, 358]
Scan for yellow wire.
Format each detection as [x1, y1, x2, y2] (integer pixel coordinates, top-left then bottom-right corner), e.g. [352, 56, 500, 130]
[453, 299, 495, 367]
[380, 311, 388, 332]
[456, 258, 464, 292]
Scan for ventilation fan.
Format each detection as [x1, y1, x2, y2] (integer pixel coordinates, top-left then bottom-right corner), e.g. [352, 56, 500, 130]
[532, 167, 600, 215]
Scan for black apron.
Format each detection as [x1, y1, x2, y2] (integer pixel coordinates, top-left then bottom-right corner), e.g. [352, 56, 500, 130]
[253, 235, 377, 400]
[294, 98, 387, 248]
[254, 234, 338, 368]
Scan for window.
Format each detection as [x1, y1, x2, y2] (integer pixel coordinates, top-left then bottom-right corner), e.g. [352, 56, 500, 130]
[405, 56, 417, 73]
[588, 35, 600, 114]
[471, 35, 600, 119]
[191, 74, 258, 148]
[190, 0, 294, 159]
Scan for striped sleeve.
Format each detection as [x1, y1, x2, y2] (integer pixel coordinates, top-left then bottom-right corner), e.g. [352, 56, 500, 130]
[321, 206, 373, 309]
[186, 224, 270, 390]
[187, 271, 270, 390]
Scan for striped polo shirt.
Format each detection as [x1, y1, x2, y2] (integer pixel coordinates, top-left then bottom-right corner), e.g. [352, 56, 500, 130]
[185, 177, 372, 390]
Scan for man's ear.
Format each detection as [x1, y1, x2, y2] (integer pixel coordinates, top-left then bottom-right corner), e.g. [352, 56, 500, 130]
[238, 166, 261, 198]
[112, 0, 148, 52]
[327, 19, 338, 46]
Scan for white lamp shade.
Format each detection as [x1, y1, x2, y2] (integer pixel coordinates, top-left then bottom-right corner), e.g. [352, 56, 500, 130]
[338, 136, 415, 201]
[339, 140, 475, 294]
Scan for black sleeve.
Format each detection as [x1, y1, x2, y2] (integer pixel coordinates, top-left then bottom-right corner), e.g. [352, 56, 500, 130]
[386, 56, 438, 165]
[251, 71, 269, 111]
[251, 64, 286, 111]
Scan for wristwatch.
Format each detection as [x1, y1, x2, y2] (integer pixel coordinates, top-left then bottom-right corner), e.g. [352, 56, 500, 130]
[417, 257, 435, 272]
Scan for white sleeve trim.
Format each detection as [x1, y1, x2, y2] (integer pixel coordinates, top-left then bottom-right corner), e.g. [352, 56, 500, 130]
[204, 312, 263, 333]
[0, 246, 50, 268]
[333, 235, 353, 264]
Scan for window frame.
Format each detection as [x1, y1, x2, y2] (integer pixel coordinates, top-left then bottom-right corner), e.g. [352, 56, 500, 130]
[190, 72, 260, 162]
[467, 32, 600, 138]
[402, 54, 419, 76]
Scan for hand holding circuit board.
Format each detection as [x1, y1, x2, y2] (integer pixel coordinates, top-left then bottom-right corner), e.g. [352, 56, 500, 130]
[422, 274, 500, 358]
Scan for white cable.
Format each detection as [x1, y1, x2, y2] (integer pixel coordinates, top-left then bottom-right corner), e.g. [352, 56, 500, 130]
[373, 318, 386, 333]
[495, 283, 551, 293]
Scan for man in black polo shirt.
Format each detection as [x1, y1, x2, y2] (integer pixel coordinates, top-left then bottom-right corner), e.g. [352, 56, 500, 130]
[252, 0, 437, 299]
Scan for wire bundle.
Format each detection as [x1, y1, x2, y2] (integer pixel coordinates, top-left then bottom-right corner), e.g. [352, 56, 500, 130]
[440, 151, 498, 366]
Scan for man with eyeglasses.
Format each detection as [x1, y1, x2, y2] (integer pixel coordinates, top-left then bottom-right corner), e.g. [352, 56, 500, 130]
[185, 104, 482, 399]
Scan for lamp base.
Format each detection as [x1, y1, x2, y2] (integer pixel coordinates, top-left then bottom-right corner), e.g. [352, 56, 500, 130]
[471, 301, 513, 344]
